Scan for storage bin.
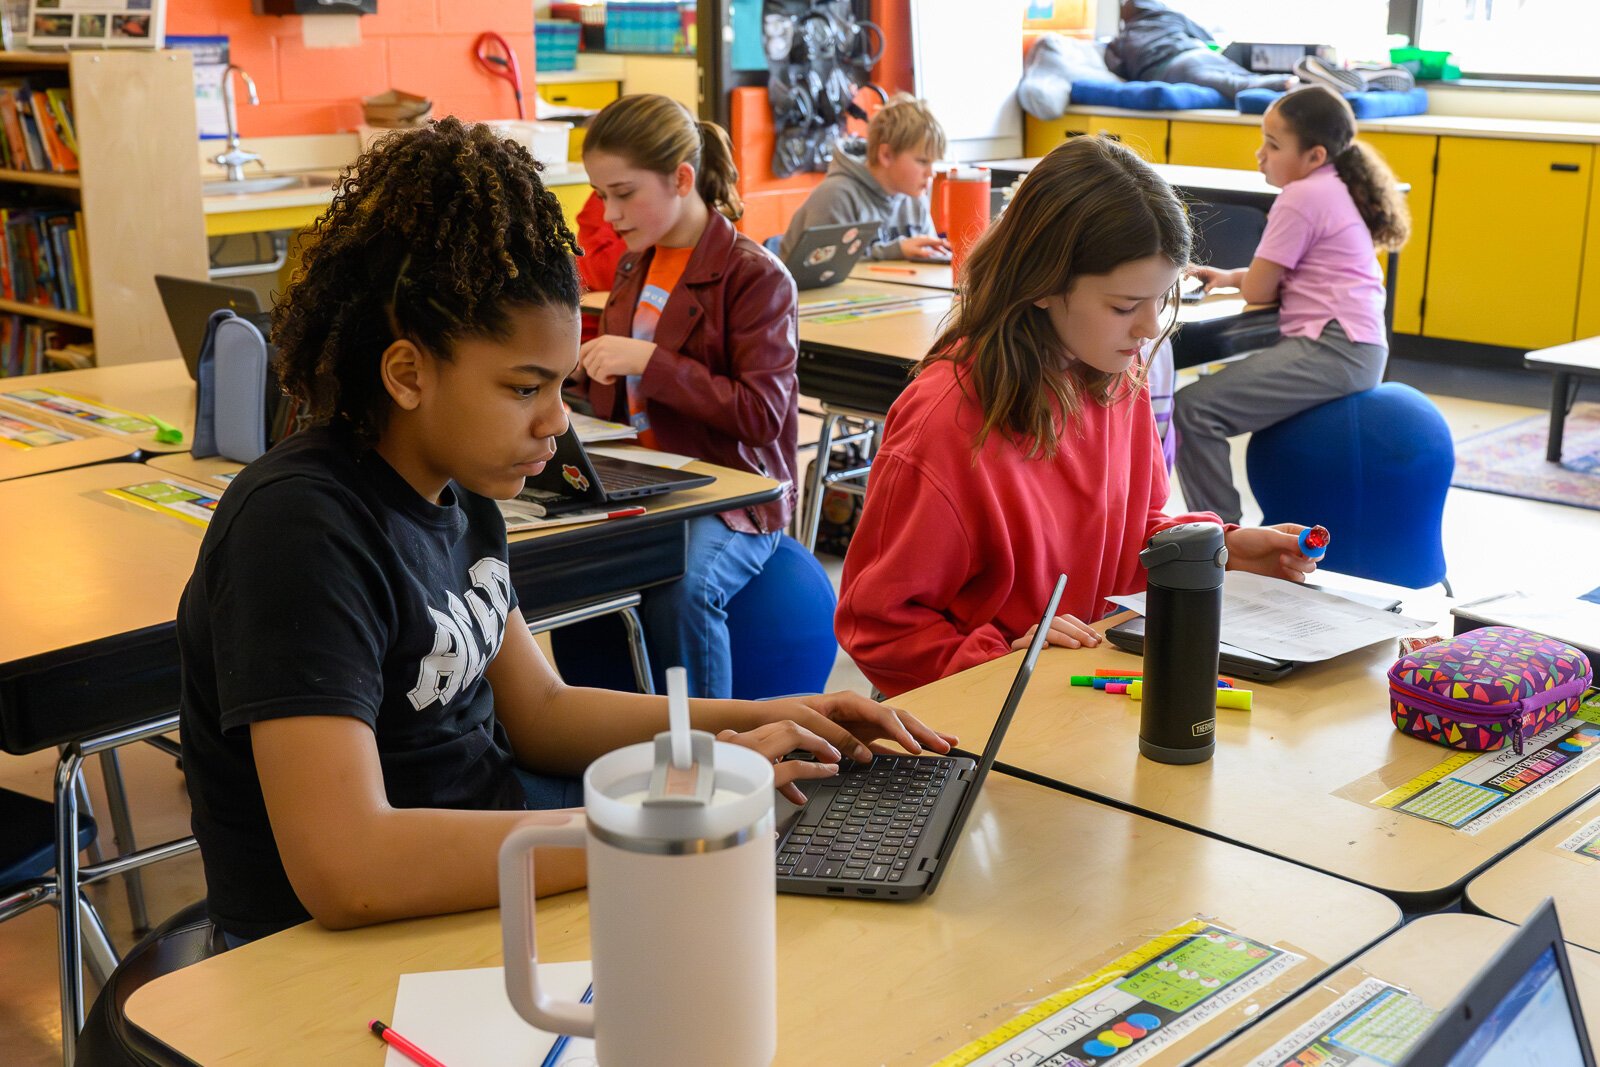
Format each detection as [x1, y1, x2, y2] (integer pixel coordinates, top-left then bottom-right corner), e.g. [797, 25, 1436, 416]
[605, 1, 683, 53]
[536, 20, 581, 72]
[485, 120, 574, 170]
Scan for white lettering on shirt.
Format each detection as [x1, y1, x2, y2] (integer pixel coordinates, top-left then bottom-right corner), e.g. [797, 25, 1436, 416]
[406, 557, 513, 711]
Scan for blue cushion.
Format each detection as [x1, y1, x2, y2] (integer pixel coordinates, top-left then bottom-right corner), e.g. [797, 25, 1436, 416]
[1069, 79, 1228, 111]
[1236, 87, 1429, 119]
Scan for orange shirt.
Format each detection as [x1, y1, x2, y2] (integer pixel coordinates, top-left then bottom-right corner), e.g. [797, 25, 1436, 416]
[624, 245, 693, 449]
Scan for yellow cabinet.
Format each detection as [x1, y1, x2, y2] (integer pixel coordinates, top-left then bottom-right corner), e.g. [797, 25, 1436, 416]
[1022, 114, 1167, 162]
[1576, 159, 1600, 339]
[536, 81, 619, 110]
[1425, 137, 1593, 350]
[550, 181, 591, 233]
[1087, 116, 1169, 163]
[1358, 132, 1437, 336]
[1024, 113, 1096, 157]
[1167, 120, 1261, 169]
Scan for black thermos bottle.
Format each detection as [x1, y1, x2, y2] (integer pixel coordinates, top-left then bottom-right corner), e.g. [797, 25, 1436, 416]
[1137, 522, 1227, 765]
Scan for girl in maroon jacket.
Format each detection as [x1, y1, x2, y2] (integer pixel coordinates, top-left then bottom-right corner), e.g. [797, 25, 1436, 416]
[577, 94, 800, 698]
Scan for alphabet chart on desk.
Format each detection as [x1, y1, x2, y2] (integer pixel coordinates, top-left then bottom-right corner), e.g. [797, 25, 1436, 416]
[935, 921, 1305, 1067]
[1244, 977, 1438, 1067]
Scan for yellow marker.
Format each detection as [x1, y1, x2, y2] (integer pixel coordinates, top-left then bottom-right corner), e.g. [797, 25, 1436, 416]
[1125, 680, 1252, 711]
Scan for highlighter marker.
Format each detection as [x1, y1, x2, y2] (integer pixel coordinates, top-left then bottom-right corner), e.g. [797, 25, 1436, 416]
[1298, 525, 1330, 561]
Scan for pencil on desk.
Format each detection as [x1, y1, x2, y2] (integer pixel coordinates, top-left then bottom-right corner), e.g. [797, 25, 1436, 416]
[866, 265, 917, 275]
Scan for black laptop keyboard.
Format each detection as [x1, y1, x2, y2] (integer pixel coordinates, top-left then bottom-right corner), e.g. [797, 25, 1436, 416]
[594, 464, 661, 491]
[777, 756, 954, 883]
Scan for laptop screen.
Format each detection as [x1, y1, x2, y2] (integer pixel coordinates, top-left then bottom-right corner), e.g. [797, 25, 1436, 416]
[1441, 945, 1587, 1066]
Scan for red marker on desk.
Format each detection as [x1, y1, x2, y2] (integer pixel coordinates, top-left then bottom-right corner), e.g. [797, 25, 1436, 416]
[369, 1019, 449, 1067]
[1298, 525, 1330, 561]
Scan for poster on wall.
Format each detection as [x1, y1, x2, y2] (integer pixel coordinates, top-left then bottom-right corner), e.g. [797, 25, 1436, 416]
[26, 0, 164, 50]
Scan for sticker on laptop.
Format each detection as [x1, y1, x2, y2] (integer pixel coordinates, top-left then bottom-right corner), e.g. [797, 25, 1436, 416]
[804, 244, 838, 266]
[561, 464, 590, 492]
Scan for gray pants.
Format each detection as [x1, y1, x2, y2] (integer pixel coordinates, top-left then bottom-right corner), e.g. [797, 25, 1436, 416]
[1173, 320, 1387, 524]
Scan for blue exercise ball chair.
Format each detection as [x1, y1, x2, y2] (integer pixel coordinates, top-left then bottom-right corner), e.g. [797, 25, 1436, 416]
[727, 535, 839, 699]
[550, 536, 838, 698]
[1245, 383, 1454, 591]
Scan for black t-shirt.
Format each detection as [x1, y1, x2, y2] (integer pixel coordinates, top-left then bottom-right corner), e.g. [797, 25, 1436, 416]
[178, 426, 525, 941]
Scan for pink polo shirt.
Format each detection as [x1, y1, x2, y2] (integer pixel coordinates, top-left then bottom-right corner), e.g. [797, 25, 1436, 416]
[1254, 164, 1386, 346]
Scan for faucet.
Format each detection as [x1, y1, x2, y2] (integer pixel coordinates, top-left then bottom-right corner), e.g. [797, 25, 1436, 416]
[212, 65, 263, 182]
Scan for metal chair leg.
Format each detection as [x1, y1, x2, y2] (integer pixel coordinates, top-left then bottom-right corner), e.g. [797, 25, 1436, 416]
[801, 412, 839, 551]
[97, 750, 151, 935]
[76, 894, 119, 987]
[619, 606, 656, 695]
[55, 746, 86, 1066]
[69, 767, 102, 866]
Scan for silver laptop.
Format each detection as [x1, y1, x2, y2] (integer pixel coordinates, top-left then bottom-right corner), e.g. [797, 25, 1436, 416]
[781, 220, 876, 290]
[155, 275, 266, 380]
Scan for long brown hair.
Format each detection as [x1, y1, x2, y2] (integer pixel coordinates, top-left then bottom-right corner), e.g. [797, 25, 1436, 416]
[1271, 85, 1410, 251]
[924, 135, 1191, 459]
[583, 94, 743, 221]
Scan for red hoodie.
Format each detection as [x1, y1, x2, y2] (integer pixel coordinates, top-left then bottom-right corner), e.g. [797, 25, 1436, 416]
[836, 357, 1224, 697]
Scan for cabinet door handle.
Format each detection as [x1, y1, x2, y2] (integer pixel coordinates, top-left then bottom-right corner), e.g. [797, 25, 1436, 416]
[1104, 132, 1123, 142]
[1552, 162, 1581, 172]
[1064, 129, 1089, 139]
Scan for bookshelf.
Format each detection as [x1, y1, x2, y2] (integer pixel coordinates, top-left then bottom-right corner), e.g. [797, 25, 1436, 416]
[0, 50, 206, 368]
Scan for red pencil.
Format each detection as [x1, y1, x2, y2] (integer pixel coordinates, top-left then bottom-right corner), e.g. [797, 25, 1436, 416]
[370, 1019, 449, 1067]
[867, 265, 917, 275]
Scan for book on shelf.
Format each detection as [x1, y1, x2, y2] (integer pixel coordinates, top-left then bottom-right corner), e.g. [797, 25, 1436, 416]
[0, 203, 86, 313]
[0, 316, 83, 376]
[0, 78, 74, 173]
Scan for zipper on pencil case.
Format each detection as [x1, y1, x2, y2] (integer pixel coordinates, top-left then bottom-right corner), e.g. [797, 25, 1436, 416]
[1391, 674, 1592, 755]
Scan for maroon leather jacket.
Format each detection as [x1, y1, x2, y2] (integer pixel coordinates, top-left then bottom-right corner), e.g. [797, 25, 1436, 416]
[586, 210, 800, 534]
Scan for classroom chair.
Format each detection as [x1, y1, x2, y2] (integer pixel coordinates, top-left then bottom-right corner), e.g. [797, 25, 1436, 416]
[75, 899, 225, 1067]
[763, 234, 783, 254]
[1189, 200, 1268, 272]
[0, 788, 120, 1031]
[550, 535, 838, 698]
[1246, 382, 1454, 592]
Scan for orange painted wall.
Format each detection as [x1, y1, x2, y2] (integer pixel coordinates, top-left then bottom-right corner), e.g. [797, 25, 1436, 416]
[168, 0, 535, 137]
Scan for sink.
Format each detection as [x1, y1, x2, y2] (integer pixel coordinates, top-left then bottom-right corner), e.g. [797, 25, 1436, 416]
[203, 173, 340, 196]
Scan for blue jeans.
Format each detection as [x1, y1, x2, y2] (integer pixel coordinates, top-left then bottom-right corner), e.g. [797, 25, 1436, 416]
[639, 515, 780, 698]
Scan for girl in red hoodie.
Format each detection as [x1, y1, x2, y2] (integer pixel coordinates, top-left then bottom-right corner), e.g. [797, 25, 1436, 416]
[836, 137, 1318, 697]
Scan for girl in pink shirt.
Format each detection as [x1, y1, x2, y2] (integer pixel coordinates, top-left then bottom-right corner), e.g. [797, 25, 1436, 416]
[1177, 85, 1411, 523]
[835, 137, 1319, 697]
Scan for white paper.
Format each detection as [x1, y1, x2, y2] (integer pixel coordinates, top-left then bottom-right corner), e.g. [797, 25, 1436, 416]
[1452, 590, 1600, 660]
[498, 499, 643, 533]
[1108, 571, 1431, 663]
[588, 445, 695, 470]
[569, 412, 637, 444]
[385, 962, 595, 1067]
[302, 13, 361, 48]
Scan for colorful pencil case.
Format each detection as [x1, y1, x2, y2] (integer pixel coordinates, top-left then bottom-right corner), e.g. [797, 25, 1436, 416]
[1388, 626, 1592, 755]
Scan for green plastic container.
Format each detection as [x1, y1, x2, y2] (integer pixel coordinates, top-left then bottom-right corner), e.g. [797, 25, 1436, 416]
[1390, 46, 1461, 81]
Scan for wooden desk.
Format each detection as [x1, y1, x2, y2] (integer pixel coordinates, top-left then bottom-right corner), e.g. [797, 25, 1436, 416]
[1466, 788, 1600, 953]
[0, 359, 195, 458]
[1198, 913, 1600, 1062]
[797, 276, 947, 316]
[848, 259, 956, 290]
[125, 773, 1399, 1065]
[899, 607, 1600, 910]
[1525, 335, 1600, 463]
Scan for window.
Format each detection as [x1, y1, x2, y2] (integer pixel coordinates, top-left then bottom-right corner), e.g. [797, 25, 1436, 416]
[1174, 0, 1394, 66]
[1415, 0, 1600, 81]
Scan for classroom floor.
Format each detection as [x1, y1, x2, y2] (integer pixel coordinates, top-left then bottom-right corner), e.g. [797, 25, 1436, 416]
[3, 375, 1597, 1067]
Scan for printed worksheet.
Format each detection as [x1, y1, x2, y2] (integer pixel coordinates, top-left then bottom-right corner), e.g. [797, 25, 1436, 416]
[0, 410, 78, 448]
[1110, 571, 1432, 662]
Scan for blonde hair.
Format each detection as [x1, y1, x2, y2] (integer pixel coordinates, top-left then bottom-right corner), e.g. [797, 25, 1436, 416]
[866, 94, 946, 162]
[924, 136, 1191, 460]
[583, 94, 743, 221]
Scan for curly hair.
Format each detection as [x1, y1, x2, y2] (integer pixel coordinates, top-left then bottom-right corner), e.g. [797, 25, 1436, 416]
[1271, 86, 1411, 252]
[272, 117, 581, 441]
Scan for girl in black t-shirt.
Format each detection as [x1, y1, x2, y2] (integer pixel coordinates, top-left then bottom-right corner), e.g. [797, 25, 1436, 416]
[177, 117, 955, 942]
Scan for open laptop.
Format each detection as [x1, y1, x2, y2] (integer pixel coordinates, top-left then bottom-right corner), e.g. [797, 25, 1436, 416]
[155, 275, 267, 380]
[1401, 899, 1595, 1066]
[515, 425, 714, 516]
[775, 574, 1066, 901]
[781, 220, 876, 290]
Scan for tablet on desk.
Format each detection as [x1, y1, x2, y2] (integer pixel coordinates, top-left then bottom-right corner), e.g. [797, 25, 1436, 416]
[1105, 615, 1297, 682]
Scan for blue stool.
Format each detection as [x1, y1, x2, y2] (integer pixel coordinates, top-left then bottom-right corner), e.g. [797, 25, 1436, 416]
[727, 535, 838, 699]
[551, 536, 838, 699]
[1246, 383, 1454, 591]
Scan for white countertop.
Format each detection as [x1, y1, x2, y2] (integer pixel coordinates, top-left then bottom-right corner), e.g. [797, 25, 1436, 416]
[201, 162, 590, 216]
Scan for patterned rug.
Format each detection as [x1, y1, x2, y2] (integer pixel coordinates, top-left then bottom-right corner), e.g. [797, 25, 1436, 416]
[1452, 402, 1600, 511]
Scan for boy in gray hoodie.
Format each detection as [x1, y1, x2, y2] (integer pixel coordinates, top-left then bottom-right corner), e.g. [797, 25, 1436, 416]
[778, 95, 951, 262]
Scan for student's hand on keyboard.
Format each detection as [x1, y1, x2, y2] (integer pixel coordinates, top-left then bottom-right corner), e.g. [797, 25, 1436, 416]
[900, 235, 953, 261]
[578, 334, 655, 385]
[756, 691, 959, 770]
[1011, 612, 1100, 651]
[1186, 264, 1244, 293]
[717, 723, 842, 805]
[1224, 524, 1319, 582]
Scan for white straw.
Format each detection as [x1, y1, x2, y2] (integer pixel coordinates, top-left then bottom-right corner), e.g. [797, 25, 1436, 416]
[666, 666, 691, 770]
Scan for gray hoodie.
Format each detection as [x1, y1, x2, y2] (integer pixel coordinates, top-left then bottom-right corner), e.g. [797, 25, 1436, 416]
[777, 137, 936, 262]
